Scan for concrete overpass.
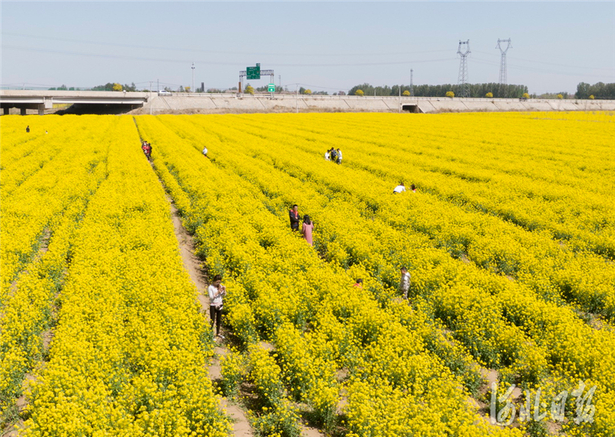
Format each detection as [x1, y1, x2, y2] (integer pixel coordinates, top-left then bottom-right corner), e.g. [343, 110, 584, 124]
[2, 90, 615, 115]
[0, 90, 149, 115]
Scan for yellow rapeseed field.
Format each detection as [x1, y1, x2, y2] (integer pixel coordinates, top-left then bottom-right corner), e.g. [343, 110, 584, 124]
[1, 111, 613, 436]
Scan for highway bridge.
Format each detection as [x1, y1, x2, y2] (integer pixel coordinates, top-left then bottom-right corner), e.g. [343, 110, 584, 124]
[0, 90, 149, 115]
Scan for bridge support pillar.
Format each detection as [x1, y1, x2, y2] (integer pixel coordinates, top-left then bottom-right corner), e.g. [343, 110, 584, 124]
[3, 108, 9, 115]
[38, 104, 45, 115]
[20, 107, 27, 115]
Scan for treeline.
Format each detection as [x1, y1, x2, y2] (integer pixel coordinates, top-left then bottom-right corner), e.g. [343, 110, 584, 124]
[91, 82, 137, 92]
[575, 82, 615, 100]
[348, 83, 528, 98]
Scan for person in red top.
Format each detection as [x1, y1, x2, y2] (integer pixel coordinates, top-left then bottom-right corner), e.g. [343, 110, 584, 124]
[353, 279, 363, 289]
[289, 204, 300, 232]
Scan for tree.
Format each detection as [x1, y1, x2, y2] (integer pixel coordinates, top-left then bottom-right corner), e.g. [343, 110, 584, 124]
[304, 89, 312, 95]
[485, 92, 493, 98]
[355, 89, 364, 96]
[589, 95, 595, 100]
[403, 90, 410, 96]
[112, 83, 122, 91]
[522, 93, 530, 99]
[574, 81, 615, 99]
[245, 85, 254, 95]
[446, 91, 454, 98]
[557, 94, 563, 99]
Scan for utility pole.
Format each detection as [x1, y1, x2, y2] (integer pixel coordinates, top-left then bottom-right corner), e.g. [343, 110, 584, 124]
[410, 69, 414, 97]
[191, 62, 195, 93]
[149, 81, 153, 115]
[496, 39, 512, 97]
[296, 84, 299, 113]
[457, 40, 471, 98]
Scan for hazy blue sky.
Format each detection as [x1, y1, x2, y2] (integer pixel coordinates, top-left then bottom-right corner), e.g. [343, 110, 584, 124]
[2, 1, 614, 94]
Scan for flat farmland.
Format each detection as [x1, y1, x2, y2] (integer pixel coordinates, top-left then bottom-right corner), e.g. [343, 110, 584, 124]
[1, 112, 614, 436]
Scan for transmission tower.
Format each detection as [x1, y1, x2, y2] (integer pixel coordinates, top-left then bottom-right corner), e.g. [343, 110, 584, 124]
[496, 38, 512, 92]
[409, 69, 414, 97]
[457, 40, 470, 97]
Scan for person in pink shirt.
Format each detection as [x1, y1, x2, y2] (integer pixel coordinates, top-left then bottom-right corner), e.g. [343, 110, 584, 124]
[302, 215, 314, 246]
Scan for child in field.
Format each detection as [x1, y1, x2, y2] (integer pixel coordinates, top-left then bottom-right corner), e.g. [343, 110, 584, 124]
[399, 267, 411, 299]
[208, 274, 226, 338]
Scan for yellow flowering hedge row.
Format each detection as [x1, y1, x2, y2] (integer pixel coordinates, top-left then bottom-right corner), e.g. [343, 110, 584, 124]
[1, 116, 230, 435]
[139, 112, 614, 436]
[1, 116, 112, 302]
[1, 116, 112, 423]
[137, 115, 523, 436]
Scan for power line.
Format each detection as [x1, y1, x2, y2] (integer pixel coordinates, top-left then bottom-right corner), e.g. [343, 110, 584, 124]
[474, 50, 615, 71]
[3, 45, 457, 68]
[3, 32, 452, 58]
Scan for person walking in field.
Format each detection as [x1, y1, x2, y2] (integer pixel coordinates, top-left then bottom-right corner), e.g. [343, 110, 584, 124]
[289, 204, 300, 232]
[208, 274, 226, 338]
[202, 146, 209, 158]
[325, 150, 331, 161]
[302, 215, 314, 246]
[26, 125, 30, 133]
[410, 184, 416, 193]
[393, 182, 406, 194]
[330, 148, 338, 163]
[336, 148, 343, 164]
[353, 278, 363, 289]
[399, 267, 411, 300]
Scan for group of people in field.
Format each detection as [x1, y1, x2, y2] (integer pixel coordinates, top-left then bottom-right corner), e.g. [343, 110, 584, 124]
[205, 153, 421, 340]
[325, 148, 343, 164]
[393, 182, 417, 194]
[141, 140, 152, 159]
[289, 204, 314, 246]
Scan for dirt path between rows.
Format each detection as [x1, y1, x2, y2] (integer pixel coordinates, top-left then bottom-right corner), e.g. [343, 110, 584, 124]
[165, 192, 254, 436]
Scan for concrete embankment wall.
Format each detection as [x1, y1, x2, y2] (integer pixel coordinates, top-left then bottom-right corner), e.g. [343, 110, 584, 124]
[133, 94, 615, 115]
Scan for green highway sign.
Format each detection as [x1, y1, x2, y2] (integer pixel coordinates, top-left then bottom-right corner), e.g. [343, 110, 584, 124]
[246, 63, 261, 80]
[268, 84, 275, 93]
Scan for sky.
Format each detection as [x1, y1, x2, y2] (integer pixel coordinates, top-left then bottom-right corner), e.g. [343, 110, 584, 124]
[2, 1, 615, 94]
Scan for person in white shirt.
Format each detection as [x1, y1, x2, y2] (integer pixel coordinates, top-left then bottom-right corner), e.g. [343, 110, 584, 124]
[336, 148, 343, 164]
[393, 182, 406, 194]
[202, 146, 209, 158]
[399, 267, 411, 299]
[208, 274, 226, 338]
[325, 150, 330, 161]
